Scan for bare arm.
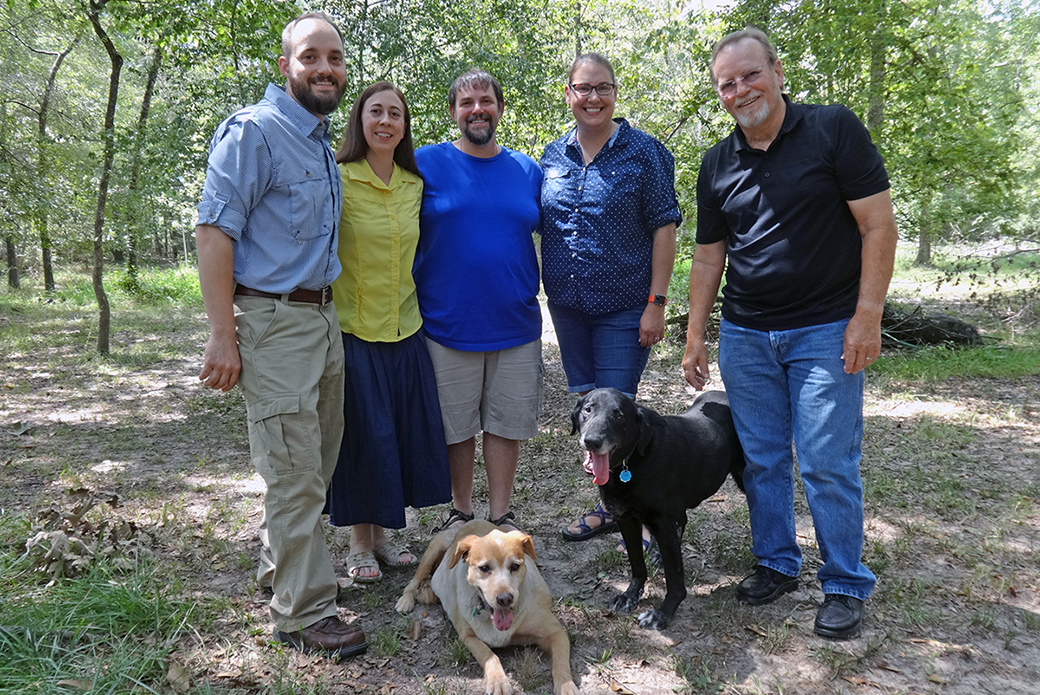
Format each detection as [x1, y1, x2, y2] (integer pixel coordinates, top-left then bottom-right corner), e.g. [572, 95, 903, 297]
[843, 188, 898, 374]
[681, 240, 726, 390]
[196, 224, 240, 392]
[639, 222, 677, 347]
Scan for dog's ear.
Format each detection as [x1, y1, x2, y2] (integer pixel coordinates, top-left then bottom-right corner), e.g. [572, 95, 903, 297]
[570, 394, 588, 436]
[520, 533, 537, 561]
[635, 405, 654, 454]
[449, 535, 474, 569]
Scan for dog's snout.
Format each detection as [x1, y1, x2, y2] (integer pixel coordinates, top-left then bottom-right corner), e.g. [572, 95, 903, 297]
[582, 434, 605, 451]
[496, 592, 514, 608]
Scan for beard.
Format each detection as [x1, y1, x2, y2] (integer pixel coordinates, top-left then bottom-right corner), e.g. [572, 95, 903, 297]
[288, 73, 346, 116]
[733, 92, 771, 130]
[462, 114, 496, 146]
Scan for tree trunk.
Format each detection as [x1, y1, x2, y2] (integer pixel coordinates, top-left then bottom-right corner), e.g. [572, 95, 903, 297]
[124, 46, 163, 291]
[866, 0, 886, 135]
[33, 35, 78, 294]
[88, 0, 121, 355]
[573, 0, 582, 57]
[915, 227, 932, 265]
[5, 237, 19, 288]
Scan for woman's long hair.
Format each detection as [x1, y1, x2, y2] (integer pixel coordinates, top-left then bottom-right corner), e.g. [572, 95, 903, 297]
[335, 81, 421, 179]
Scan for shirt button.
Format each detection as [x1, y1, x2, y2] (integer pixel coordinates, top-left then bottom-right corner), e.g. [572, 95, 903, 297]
[764, 172, 770, 177]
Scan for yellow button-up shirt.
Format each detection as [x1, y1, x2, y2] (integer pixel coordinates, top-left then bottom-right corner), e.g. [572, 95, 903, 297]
[332, 159, 424, 342]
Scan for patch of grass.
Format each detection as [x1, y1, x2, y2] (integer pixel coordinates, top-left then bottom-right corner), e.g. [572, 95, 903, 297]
[446, 636, 471, 668]
[513, 646, 551, 693]
[874, 339, 1040, 381]
[673, 651, 722, 693]
[0, 526, 221, 695]
[372, 625, 402, 657]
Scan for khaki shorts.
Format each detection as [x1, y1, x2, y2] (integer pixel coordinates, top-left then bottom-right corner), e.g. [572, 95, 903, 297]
[425, 338, 543, 444]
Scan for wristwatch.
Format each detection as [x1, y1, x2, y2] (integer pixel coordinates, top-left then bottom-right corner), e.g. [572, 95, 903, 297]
[649, 294, 668, 307]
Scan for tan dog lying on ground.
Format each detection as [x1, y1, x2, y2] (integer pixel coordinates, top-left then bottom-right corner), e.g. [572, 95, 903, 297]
[396, 520, 578, 695]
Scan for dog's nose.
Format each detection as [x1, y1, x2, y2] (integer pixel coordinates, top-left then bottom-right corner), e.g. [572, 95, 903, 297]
[583, 435, 605, 450]
[496, 592, 514, 608]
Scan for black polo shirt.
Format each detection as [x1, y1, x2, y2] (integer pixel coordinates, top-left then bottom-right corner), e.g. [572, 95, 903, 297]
[697, 96, 890, 331]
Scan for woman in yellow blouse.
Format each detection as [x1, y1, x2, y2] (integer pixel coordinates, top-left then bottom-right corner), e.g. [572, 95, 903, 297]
[326, 82, 451, 583]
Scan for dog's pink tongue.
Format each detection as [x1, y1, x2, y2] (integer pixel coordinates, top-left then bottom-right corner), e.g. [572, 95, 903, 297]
[492, 607, 513, 631]
[591, 451, 610, 485]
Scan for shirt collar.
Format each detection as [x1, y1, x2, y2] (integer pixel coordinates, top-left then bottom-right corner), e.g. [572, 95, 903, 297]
[265, 82, 331, 141]
[731, 94, 801, 152]
[566, 117, 630, 151]
[343, 158, 416, 191]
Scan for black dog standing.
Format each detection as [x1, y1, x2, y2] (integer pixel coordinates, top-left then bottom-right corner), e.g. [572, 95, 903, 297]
[571, 388, 745, 629]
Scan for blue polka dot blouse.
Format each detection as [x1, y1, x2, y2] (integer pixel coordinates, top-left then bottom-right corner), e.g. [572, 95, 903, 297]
[540, 118, 682, 315]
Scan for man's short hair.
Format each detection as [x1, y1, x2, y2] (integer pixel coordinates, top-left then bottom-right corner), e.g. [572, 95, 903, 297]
[709, 27, 778, 87]
[281, 12, 344, 58]
[448, 69, 504, 111]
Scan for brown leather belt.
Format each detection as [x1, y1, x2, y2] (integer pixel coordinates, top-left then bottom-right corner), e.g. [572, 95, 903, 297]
[235, 284, 332, 306]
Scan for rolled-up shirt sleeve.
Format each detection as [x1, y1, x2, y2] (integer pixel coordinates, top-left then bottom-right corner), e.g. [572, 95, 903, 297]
[197, 117, 273, 241]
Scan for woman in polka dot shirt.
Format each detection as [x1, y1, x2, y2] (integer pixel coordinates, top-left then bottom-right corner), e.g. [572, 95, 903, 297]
[541, 52, 681, 546]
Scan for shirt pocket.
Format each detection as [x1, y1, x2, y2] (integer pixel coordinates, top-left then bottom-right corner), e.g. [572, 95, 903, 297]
[288, 176, 333, 241]
[541, 167, 574, 211]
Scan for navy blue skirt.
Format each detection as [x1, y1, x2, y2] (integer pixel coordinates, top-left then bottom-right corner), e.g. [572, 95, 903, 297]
[326, 330, 451, 528]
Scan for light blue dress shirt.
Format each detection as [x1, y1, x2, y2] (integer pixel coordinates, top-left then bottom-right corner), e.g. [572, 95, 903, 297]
[197, 83, 341, 292]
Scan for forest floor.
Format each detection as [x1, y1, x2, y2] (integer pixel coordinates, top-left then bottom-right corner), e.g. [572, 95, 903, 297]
[1, 261, 1039, 695]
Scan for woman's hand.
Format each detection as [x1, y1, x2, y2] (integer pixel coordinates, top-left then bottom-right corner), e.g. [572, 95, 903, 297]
[639, 303, 666, 347]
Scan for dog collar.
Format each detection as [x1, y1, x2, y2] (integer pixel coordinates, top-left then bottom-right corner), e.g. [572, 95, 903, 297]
[471, 594, 491, 618]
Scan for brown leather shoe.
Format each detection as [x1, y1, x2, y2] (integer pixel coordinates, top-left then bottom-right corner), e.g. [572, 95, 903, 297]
[275, 616, 367, 659]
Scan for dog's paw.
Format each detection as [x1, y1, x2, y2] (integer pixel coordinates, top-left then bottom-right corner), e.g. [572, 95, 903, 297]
[636, 608, 669, 630]
[557, 682, 580, 695]
[485, 673, 513, 695]
[394, 593, 415, 613]
[609, 593, 639, 614]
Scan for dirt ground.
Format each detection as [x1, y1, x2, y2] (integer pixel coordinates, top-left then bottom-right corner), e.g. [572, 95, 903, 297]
[2, 299, 1039, 695]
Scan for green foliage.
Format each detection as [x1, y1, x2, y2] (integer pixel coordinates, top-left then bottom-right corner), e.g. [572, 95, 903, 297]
[0, 514, 212, 695]
[874, 339, 1040, 381]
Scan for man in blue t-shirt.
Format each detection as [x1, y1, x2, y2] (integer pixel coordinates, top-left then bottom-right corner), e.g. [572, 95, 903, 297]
[682, 28, 898, 640]
[413, 69, 543, 535]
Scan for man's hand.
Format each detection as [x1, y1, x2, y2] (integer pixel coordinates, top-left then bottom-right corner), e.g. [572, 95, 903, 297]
[681, 337, 710, 391]
[200, 332, 241, 391]
[841, 310, 881, 375]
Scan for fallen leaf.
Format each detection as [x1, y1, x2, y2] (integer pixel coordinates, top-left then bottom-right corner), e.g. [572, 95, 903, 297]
[928, 674, 947, 684]
[55, 680, 93, 690]
[745, 624, 768, 637]
[609, 680, 635, 694]
[409, 619, 422, 640]
[167, 659, 191, 692]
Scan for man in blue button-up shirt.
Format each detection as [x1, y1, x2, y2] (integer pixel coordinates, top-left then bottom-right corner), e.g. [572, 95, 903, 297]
[195, 12, 367, 660]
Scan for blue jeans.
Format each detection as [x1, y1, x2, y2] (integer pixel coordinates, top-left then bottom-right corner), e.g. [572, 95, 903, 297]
[719, 318, 875, 600]
[547, 301, 651, 397]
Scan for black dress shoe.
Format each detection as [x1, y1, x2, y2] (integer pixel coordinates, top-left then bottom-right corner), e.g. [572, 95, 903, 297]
[276, 616, 368, 659]
[814, 594, 864, 639]
[736, 565, 799, 605]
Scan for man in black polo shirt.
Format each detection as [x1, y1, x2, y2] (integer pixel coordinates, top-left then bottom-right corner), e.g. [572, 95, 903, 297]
[682, 27, 898, 640]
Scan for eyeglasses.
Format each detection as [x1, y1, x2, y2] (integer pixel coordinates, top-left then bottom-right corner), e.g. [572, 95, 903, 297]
[569, 82, 616, 97]
[716, 66, 766, 97]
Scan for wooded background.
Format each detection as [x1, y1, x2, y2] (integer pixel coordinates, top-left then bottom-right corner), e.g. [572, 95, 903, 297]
[2, 0, 1038, 351]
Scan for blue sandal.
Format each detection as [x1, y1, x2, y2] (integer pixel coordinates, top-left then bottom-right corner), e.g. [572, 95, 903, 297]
[560, 503, 619, 541]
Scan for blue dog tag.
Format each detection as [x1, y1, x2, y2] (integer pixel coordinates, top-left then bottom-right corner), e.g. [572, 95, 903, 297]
[620, 469, 632, 483]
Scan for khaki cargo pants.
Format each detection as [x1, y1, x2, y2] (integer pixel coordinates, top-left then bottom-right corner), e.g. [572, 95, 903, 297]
[234, 294, 344, 632]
